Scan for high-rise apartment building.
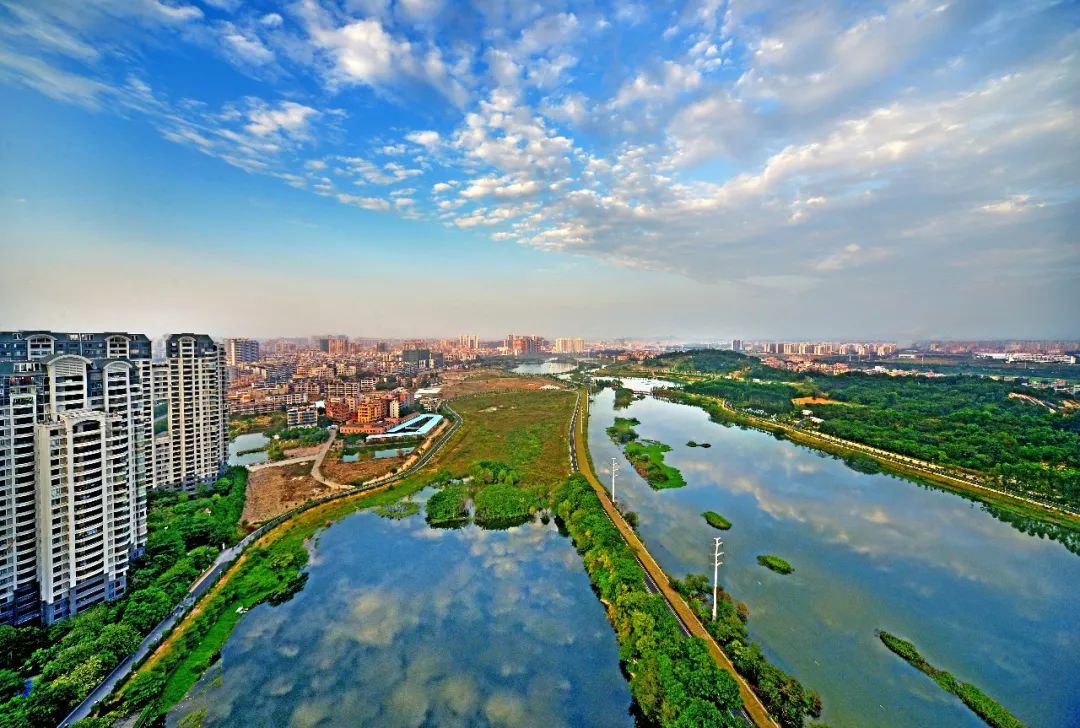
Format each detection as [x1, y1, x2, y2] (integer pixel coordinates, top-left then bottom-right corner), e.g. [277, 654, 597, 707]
[224, 337, 260, 365]
[458, 334, 479, 350]
[0, 332, 152, 624]
[402, 348, 431, 366]
[0, 331, 228, 625]
[316, 335, 348, 356]
[554, 337, 585, 354]
[143, 335, 227, 492]
[506, 335, 545, 356]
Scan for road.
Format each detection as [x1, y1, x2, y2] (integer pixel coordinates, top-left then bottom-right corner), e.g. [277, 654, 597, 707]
[246, 453, 316, 470]
[568, 389, 777, 728]
[310, 427, 342, 487]
[59, 533, 250, 726]
[60, 405, 462, 728]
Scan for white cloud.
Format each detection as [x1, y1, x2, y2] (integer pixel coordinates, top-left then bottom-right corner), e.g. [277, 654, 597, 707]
[611, 62, 701, 108]
[336, 193, 392, 211]
[301, 4, 468, 105]
[814, 243, 862, 272]
[405, 130, 440, 147]
[245, 101, 320, 137]
[980, 195, 1046, 215]
[221, 24, 275, 65]
[460, 176, 542, 200]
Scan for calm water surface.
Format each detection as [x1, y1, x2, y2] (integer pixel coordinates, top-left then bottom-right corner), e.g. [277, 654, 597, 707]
[169, 489, 633, 727]
[511, 360, 577, 375]
[589, 389, 1080, 728]
[227, 432, 269, 466]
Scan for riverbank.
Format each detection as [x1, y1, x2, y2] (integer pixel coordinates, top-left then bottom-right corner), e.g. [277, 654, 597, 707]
[584, 385, 1080, 726]
[661, 389, 1080, 533]
[573, 390, 780, 728]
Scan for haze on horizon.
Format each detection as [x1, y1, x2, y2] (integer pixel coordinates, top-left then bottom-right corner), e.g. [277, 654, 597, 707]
[0, 0, 1077, 341]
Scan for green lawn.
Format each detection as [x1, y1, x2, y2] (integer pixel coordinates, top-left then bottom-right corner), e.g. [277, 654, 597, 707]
[438, 389, 575, 484]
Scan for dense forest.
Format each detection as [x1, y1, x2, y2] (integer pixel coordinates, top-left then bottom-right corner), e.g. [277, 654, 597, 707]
[652, 350, 1080, 508]
[552, 476, 746, 726]
[671, 574, 821, 727]
[0, 469, 249, 728]
[814, 374, 1080, 506]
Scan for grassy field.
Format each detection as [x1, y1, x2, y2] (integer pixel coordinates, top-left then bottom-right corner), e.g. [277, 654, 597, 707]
[436, 389, 575, 485]
[441, 367, 564, 397]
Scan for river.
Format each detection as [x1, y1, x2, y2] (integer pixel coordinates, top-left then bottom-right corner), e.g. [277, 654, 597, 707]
[587, 385, 1080, 727]
[511, 360, 578, 376]
[168, 488, 633, 727]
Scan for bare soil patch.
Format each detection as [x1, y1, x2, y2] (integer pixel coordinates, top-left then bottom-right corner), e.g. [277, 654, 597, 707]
[242, 463, 334, 525]
[283, 444, 323, 459]
[792, 396, 845, 405]
[321, 455, 404, 487]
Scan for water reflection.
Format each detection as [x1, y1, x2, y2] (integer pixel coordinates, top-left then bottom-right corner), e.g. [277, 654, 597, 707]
[169, 494, 632, 728]
[588, 390, 1080, 728]
[511, 360, 578, 375]
[227, 432, 269, 466]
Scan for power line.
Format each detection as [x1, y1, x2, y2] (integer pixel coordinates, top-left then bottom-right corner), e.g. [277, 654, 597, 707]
[712, 536, 724, 621]
[610, 456, 619, 505]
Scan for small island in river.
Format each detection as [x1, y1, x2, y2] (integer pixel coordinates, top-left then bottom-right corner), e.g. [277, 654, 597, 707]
[757, 554, 794, 574]
[702, 511, 732, 530]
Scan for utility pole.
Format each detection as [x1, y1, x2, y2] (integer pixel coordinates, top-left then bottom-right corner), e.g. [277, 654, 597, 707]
[712, 536, 724, 621]
[610, 457, 619, 504]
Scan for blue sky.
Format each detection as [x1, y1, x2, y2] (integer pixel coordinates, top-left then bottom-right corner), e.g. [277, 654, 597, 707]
[0, 0, 1076, 341]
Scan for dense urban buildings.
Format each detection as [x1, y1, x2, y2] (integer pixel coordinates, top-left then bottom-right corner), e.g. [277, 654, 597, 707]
[0, 331, 226, 625]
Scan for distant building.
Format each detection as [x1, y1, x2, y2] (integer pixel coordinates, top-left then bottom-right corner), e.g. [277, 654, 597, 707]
[316, 335, 348, 355]
[554, 337, 585, 354]
[327, 336, 348, 357]
[286, 404, 318, 428]
[224, 337, 260, 365]
[325, 399, 355, 422]
[403, 348, 430, 366]
[355, 397, 389, 423]
[506, 334, 545, 356]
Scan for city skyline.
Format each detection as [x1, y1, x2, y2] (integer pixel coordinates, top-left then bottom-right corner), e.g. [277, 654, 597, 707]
[1, 1, 1077, 340]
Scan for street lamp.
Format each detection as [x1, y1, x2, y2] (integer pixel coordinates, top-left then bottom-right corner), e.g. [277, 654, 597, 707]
[610, 456, 619, 505]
